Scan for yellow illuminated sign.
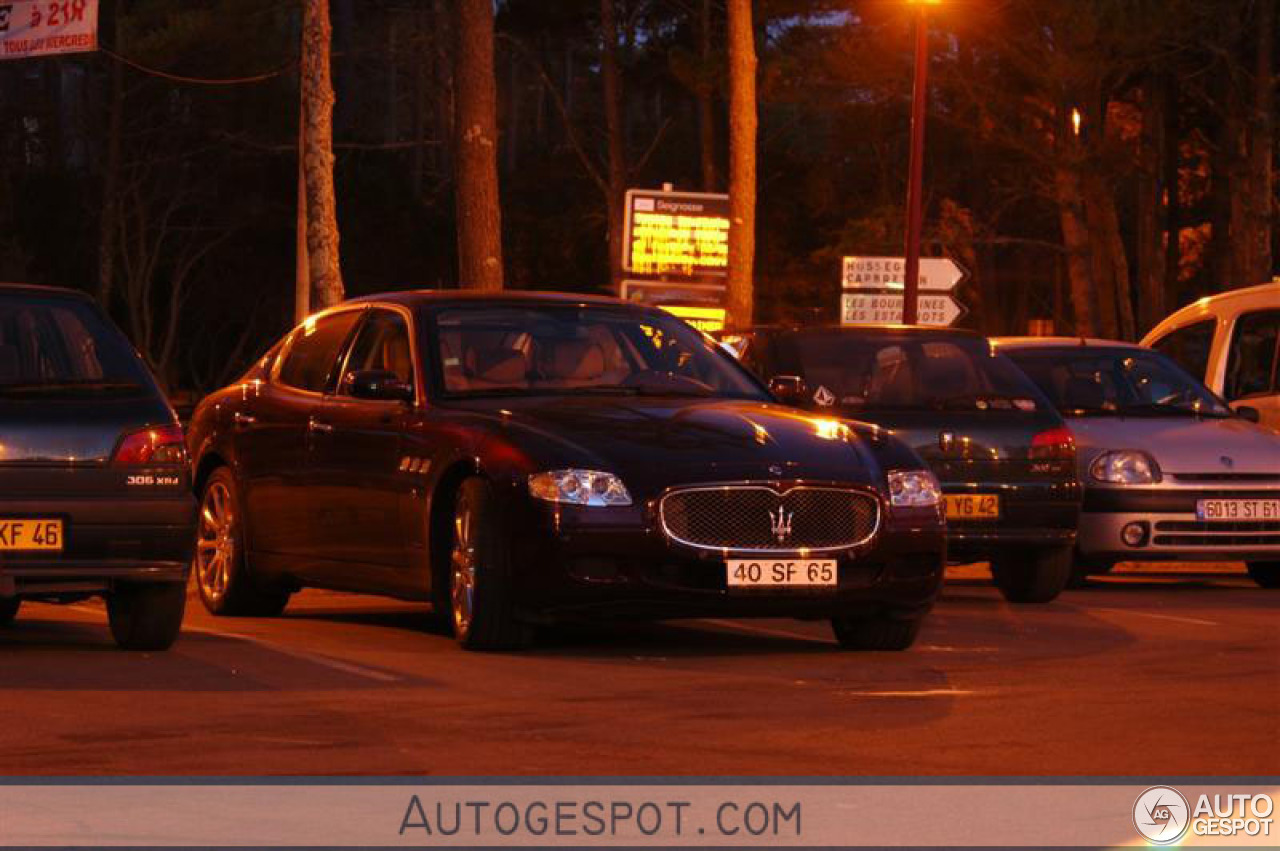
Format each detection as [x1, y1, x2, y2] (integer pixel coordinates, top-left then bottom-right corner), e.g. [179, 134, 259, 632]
[660, 305, 727, 334]
[625, 189, 730, 278]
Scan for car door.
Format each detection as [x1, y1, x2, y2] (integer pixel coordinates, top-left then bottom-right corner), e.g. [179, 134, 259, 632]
[240, 309, 362, 560]
[306, 308, 418, 587]
[1223, 309, 1280, 430]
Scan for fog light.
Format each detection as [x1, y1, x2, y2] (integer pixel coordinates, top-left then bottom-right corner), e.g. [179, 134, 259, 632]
[1120, 522, 1149, 548]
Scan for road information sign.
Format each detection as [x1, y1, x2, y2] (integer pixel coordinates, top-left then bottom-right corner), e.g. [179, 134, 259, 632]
[624, 188, 729, 279]
[842, 256, 965, 292]
[841, 292, 966, 327]
[0, 0, 98, 60]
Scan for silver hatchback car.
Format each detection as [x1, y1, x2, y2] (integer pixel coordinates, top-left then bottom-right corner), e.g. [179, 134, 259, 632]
[995, 338, 1280, 588]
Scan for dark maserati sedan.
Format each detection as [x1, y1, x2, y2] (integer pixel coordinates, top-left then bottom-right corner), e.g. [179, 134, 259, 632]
[719, 325, 1082, 603]
[0, 284, 194, 649]
[187, 293, 947, 650]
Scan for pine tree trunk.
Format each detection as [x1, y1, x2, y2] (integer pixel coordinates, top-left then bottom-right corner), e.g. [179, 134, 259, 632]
[1054, 164, 1096, 336]
[301, 0, 344, 309]
[1247, 0, 1275, 284]
[1162, 74, 1182, 308]
[452, 0, 504, 291]
[601, 0, 627, 290]
[1136, 79, 1166, 334]
[726, 0, 757, 329]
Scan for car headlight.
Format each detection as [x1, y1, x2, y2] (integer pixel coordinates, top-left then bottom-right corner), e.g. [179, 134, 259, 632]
[1089, 450, 1162, 484]
[528, 470, 633, 507]
[888, 469, 942, 508]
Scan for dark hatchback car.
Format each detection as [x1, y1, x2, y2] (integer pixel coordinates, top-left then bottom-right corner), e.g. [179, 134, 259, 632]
[720, 326, 1082, 603]
[188, 292, 947, 651]
[0, 284, 194, 649]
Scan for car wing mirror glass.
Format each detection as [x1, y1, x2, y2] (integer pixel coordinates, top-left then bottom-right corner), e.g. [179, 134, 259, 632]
[768, 375, 808, 406]
[1234, 404, 1261, 423]
[348, 370, 414, 403]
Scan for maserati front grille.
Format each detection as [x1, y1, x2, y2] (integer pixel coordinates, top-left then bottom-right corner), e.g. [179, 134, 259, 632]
[658, 485, 880, 553]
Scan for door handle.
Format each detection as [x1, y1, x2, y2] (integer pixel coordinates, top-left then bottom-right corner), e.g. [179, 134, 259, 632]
[308, 417, 334, 434]
[233, 412, 257, 429]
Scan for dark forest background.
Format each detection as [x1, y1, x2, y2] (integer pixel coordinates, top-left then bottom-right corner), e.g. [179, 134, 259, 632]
[0, 0, 1276, 393]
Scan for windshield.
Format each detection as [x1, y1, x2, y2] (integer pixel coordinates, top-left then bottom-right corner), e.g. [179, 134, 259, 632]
[1004, 347, 1233, 417]
[0, 294, 150, 396]
[782, 332, 1045, 412]
[431, 305, 769, 400]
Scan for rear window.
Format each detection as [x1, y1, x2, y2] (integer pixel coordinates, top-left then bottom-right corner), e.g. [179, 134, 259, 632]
[782, 332, 1044, 412]
[0, 293, 150, 395]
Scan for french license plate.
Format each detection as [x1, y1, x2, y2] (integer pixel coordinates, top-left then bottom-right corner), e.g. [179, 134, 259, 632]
[727, 559, 837, 588]
[945, 494, 1000, 520]
[0, 519, 63, 552]
[1195, 499, 1280, 521]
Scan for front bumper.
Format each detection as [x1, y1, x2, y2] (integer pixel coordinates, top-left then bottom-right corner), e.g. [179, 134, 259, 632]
[0, 494, 195, 598]
[1079, 486, 1280, 561]
[507, 500, 947, 622]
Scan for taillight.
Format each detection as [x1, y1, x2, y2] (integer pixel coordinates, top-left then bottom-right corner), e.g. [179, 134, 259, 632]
[112, 424, 187, 467]
[1030, 426, 1076, 460]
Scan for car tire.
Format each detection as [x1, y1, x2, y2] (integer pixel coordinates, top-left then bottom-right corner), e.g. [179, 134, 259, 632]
[106, 582, 186, 651]
[0, 598, 19, 626]
[991, 546, 1072, 603]
[448, 477, 530, 651]
[1246, 561, 1280, 589]
[195, 468, 291, 617]
[831, 612, 923, 651]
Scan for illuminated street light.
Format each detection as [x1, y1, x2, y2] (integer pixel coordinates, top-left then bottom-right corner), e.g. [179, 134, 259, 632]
[901, 0, 938, 325]
[1071, 107, 1082, 136]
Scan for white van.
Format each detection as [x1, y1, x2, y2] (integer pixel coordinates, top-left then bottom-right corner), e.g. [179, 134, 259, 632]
[1142, 281, 1280, 431]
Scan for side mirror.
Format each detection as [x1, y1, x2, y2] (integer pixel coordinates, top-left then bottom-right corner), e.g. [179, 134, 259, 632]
[1235, 405, 1261, 423]
[348, 370, 414, 403]
[768, 375, 808, 406]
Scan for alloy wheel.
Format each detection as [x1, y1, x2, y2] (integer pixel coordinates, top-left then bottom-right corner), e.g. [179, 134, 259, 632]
[451, 499, 477, 637]
[196, 481, 236, 603]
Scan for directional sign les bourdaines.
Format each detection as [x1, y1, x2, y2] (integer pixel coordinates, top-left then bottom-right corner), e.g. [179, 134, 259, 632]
[842, 256, 966, 292]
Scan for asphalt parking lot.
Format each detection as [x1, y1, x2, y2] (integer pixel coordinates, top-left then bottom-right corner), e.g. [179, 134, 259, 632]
[1, 562, 1276, 776]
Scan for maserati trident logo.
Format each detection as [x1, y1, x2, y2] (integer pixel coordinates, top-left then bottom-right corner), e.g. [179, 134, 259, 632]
[769, 506, 794, 544]
[939, 431, 956, 452]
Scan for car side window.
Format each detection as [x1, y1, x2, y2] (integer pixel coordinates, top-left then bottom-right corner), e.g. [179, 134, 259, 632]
[1224, 310, 1280, 400]
[275, 310, 362, 394]
[338, 310, 415, 395]
[1150, 319, 1214, 381]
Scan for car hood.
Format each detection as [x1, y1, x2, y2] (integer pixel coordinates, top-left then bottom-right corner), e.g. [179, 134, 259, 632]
[1065, 415, 1280, 475]
[445, 396, 889, 491]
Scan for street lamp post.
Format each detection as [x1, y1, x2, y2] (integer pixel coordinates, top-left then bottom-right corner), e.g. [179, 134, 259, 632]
[901, 0, 935, 325]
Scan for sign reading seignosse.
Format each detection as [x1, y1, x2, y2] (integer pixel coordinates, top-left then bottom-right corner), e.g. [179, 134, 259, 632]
[623, 188, 729, 279]
[0, 0, 98, 60]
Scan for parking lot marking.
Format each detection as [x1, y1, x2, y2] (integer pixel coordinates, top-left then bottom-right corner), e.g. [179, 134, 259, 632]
[184, 625, 404, 683]
[839, 689, 983, 698]
[697, 619, 835, 643]
[1087, 607, 1219, 627]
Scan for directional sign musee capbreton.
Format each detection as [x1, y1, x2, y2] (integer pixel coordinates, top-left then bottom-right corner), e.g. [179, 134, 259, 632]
[842, 256, 965, 292]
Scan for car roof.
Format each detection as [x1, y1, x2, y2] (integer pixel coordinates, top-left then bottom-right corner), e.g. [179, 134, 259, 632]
[727, 324, 982, 339]
[0, 282, 93, 300]
[991, 336, 1146, 352]
[346, 289, 646, 310]
[1141, 280, 1280, 344]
